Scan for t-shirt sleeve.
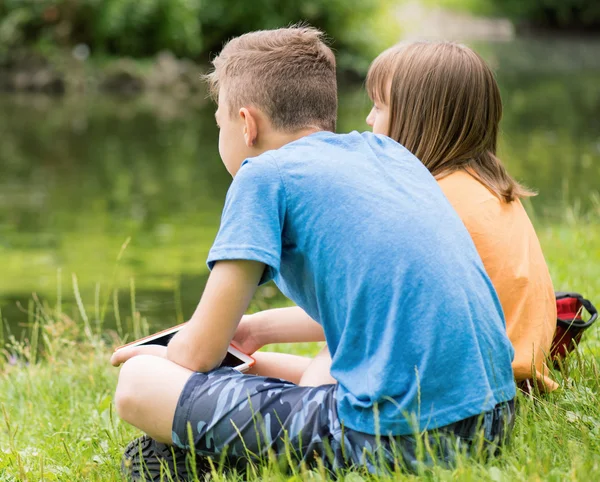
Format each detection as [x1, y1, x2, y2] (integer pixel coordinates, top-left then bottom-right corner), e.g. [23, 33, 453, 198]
[207, 154, 286, 285]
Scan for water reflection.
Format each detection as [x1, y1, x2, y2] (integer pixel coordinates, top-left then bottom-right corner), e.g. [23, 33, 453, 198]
[1, 39, 599, 335]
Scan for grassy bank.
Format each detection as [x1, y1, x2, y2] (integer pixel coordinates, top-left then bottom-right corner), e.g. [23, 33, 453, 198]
[1, 221, 599, 481]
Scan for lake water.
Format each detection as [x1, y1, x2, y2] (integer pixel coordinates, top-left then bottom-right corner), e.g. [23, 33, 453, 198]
[1, 38, 599, 337]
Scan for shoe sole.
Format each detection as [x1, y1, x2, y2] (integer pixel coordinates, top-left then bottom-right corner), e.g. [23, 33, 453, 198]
[121, 435, 197, 482]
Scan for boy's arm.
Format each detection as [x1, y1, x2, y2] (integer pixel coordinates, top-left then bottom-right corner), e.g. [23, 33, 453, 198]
[165, 259, 264, 372]
[234, 306, 325, 353]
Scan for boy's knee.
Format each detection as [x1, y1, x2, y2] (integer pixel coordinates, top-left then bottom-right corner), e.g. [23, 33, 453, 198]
[114, 355, 155, 422]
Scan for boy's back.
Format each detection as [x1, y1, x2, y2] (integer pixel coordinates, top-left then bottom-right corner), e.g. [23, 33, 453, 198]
[208, 130, 516, 435]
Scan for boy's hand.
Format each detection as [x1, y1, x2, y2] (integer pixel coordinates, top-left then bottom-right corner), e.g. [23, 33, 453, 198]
[232, 314, 263, 354]
[110, 345, 168, 367]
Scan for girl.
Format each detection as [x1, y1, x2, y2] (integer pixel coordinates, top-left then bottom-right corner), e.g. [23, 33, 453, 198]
[365, 41, 557, 391]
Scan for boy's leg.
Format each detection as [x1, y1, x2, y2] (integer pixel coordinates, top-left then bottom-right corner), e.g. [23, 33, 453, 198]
[117, 359, 515, 476]
[248, 345, 335, 386]
[247, 351, 312, 383]
[114, 354, 338, 457]
[170, 367, 340, 467]
[299, 345, 335, 386]
[114, 355, 194, 443]
[114, 348, 335, 443]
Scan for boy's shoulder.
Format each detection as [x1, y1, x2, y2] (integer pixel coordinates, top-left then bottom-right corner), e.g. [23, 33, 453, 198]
[284, 130, 402, 147]
[272, 130, 414, 161]
[240, 130, 425, 191]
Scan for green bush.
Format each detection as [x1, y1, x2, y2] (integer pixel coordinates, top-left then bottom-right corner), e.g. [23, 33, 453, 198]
[0, 0, 203, 58]
[0, 0, 396, 68]
[196, 0, 397, 71]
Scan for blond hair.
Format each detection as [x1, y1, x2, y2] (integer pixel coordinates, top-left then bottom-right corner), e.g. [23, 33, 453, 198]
[366, 41, 534, 203]
[206, 26, 337, 133]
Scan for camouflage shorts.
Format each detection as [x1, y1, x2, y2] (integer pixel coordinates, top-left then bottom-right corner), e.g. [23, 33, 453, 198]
[171, 367, 515, 474]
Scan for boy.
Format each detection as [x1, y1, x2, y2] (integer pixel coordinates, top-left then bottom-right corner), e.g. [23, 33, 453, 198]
[111, 27, 516, 479]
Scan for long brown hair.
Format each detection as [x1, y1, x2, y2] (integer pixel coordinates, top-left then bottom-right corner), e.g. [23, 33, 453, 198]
[366, 41, 534, 202]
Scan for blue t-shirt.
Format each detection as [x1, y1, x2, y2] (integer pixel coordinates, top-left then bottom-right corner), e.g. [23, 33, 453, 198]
[207, 131, 515, 436]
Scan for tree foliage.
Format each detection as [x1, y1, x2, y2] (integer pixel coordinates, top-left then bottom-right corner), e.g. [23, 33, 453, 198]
[0, 0, 393, 65]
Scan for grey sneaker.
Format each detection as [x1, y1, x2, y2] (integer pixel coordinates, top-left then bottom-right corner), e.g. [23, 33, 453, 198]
[121, 435, 211, 481]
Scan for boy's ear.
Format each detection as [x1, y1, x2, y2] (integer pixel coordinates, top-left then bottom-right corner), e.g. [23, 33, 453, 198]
[239, 108, 258, 147]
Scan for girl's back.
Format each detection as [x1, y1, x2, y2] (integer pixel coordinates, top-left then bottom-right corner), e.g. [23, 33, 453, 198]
[366, 40, 558, 390]
[438, 170, 557, 389]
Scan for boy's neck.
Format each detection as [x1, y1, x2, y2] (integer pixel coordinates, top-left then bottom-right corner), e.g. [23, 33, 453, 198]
[259, 126, 324, 153]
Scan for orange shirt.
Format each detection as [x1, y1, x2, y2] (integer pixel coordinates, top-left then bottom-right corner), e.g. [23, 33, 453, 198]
[438, 170, 558, 391]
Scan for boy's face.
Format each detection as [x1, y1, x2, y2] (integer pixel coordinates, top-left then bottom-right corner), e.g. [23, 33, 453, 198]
[215, 88, 253, 176]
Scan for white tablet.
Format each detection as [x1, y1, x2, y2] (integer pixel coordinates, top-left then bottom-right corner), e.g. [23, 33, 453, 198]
[114, 323, 255, 372]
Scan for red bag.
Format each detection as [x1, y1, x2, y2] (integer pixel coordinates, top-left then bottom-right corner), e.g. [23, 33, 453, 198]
[551, 291, 598, 362]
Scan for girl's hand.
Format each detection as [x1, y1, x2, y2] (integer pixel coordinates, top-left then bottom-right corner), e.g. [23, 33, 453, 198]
[232, 314, 263, 354]
[110, 344, 168, 367]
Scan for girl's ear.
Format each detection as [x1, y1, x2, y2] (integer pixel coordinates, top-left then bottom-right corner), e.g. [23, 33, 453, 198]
[239, 108, 258, 147]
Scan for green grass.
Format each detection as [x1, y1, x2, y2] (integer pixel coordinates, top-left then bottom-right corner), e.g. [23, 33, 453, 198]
[1, 222, 599, 481]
